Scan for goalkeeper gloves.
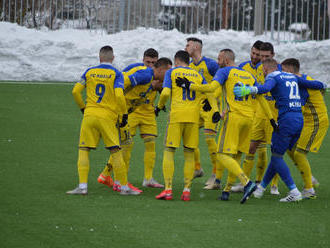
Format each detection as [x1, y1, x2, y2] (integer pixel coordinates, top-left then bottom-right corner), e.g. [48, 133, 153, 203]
[119, 114, 128, 128]
[270, 119, 279, 132]
[154, 106, 166, 117]
[212, 112, 221, 123]
[176, 77, 191, 89]
[233, 85, 258, 97]
[202, 99, 212, 112]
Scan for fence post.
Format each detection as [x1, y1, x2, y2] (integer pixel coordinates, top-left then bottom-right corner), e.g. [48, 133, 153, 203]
[119, 0, 126, 31]
[254, 0, 264, 35]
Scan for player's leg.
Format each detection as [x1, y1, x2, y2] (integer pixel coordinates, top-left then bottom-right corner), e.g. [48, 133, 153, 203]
[156, 122, 182, 200]
[203, 129, 218, 187]
[67, 116, 100, 195]
[193, 147, 204, 178]
[218, 114, 257, 203]
[180, 123, 200, 201]
[255, 119, 303, 202]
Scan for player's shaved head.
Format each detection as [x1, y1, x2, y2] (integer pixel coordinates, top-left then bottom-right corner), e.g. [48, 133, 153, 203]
[263, 58, 278, 70]
[175, 50, 190, 65]
[154, 57, 172, 68]
[186, 37, 203, 47]
[99, 45, 114, 62]
[281, 58, 300, 73]
[220, 48, 235, 62]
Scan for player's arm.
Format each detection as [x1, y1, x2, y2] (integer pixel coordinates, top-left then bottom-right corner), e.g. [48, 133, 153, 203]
[296, 76, 327, 90]
[155, 69, 172, 116]
[190, 80, 219, 93]
[72, 80, 86, 113]
[114, 71, 129, 126]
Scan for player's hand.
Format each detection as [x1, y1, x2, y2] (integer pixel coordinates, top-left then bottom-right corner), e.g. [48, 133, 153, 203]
[212, 111, 221, 123]
[270, 119, 279, 132]
[154, 106, 166, 117]
[202, 99, 212, 112]
[119, 114, 128, 128]
[80, 108, 85, 114]
[233, 85, 257, 97]
[176, 77, 191, 89]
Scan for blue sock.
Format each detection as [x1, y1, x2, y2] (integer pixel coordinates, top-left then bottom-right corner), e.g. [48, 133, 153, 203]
[261, 157, 277, 189]
[271, 156, 296, 190]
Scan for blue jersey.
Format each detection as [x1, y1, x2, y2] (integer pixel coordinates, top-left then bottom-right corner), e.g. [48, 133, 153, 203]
[122, 62, 144, 72]
[256, 71, 324, 119]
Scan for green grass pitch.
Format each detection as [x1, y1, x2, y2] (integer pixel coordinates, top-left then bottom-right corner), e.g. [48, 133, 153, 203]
[0, 82, 329, 248]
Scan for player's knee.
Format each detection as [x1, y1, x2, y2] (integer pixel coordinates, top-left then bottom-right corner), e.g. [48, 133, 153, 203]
[142, 135, 156, 143]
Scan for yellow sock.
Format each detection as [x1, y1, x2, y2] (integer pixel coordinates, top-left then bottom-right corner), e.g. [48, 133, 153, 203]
[183, 148, 195, 189]
[242, 153, 255, 178]
[294, 149, 313, 189]
[215, 160, 225, 180]
[194, 147, 201, 170]
[121, 142, 133, 172]
[223, 172, 237, 192]
[143, 136, 156, 180]
[271, 174, 279, 187]
[163, 147, 175, 190]
[111, 150, 127, 186]
[101, 157, 113, 177]
[256, 146, 267, 182]
[78, 149, 90, 184]
[218, 153, 249, 186]
[205, 135, 217, 174]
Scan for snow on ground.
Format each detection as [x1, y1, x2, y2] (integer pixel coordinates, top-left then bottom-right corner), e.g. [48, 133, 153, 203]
[0, 22, 329, 82]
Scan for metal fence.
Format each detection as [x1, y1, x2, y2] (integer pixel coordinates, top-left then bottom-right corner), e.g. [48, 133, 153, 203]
[1, 0, 329, 42]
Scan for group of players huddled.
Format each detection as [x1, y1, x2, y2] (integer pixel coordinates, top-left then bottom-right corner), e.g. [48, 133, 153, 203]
[67, 37, 328, 203]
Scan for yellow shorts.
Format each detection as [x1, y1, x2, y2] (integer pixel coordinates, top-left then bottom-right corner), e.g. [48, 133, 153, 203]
[164, 122, 199, 149]
[218, 112, 253, 154]
[199, 107, 219, 133]
[296, 113, 329, 152]
[128, 111, 157, 137]
[250, 116, 273, 144]
[79, 115, 120, 149]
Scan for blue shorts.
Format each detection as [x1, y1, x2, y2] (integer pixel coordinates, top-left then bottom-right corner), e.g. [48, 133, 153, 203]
[271, 112, 303, 155]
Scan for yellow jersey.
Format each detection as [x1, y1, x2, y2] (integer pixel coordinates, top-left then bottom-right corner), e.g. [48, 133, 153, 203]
[189, 56, 219, 83]
[212, 66, 255, 118]
[255, 63, 278, 119]
[123, 66, 157, 115]
[300, 74, 328, 116]
[162, 66, 207, 123]
[78, 63, 124, 120]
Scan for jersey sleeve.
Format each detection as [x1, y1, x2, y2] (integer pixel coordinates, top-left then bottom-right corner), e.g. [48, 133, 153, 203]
[213, 67, 230, 85]
[122, 63, 144, 72]
[128, 68, 153, 87]
[256, 77, 276, 94]
[163, 69, 173, 88]
[296, 76, 325, 90]
[114, 70, 124, 89]
[205, 58, 219, 76]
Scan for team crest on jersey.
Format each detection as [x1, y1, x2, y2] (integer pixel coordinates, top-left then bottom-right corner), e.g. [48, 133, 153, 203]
[199, 69, 204, 75]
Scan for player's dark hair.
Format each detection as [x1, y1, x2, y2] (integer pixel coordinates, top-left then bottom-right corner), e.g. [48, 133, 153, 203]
[143, 48, 159, 58]
[186, 37, 203, 46]
[252, 40, 263, 50]
[260, 42, 274, 54]
[154, 57, 172, 68]
[174, 50, 190, 65]
[220, 48, 235, 62]
[99, 45, 114, 60]
[263, 58, 278, 70]
[281, 58, 300, 73]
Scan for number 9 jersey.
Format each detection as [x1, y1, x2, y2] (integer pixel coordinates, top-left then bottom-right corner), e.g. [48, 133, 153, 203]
[80, 63, 124, 120]
[163, 66, 207, 124]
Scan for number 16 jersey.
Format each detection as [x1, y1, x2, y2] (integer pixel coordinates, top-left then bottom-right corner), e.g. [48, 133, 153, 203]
[163, 66, 207, 123]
